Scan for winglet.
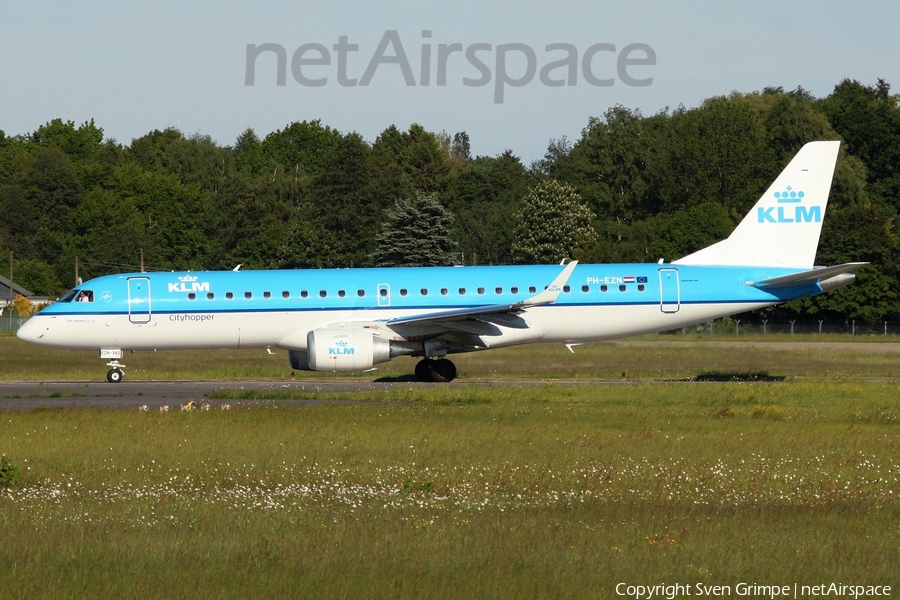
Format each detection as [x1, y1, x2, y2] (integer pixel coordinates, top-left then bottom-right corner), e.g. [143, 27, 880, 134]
[522, 260, 579, 307]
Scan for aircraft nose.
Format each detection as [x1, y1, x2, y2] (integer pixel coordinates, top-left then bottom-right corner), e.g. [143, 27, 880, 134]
[16, 317, 44, 343]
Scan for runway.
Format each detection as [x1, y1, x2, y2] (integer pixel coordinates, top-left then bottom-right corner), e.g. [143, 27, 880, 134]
[0, 380, 430, 410]
[0, 378, 657, 410]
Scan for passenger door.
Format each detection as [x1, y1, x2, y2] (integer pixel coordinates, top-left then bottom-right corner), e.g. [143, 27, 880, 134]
[128, 277, 152, 323]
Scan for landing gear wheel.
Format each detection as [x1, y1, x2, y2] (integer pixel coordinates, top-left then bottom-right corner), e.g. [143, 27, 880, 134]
[429, 359, 457, 383]
[107, 368, 123, 383]
[414, 359, 432, 382]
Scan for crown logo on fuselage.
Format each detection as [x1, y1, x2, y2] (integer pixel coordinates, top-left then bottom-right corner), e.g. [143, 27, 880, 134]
[178, 275, 199, 282]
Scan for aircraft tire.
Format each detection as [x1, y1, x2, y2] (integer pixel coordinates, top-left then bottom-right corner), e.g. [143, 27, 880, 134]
[414, 359, 433, 382]
[429, 359, 457, 383]
[107, 368, 123, 383]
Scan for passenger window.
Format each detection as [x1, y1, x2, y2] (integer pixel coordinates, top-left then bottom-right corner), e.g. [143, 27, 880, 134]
[399, 288, 407, 296]
[188, 292, 196, 301]
[441, 288, 448, 295]
[477, 287, 485, 295]
[319, 290, 327, 298]
[529, 286, 536, 294]
[226, 292, 234, 300]
[638, 284, 645, 292]
[563, 285, 571, 293]
[357, 289, 365, 297]
[338, 290, 346, 298]
[495, 287, 503, 294]
[244, 291, 252, 299]
[600, 285, 608, 293]
[619, 284, 626, 292]
[581, 285, 589, 293]
[282, 291, 289, 298]
[511, 287, 519, 294]
[420, 288, 428, 296]
[263, 291, 271, 299]
[380, 289, 388, 297]
[301, 290, 309, 298]
[458, 287, 466, 295]
[207, 292, 215, 300]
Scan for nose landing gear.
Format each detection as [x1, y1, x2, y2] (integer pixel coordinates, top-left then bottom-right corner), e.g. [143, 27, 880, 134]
[106, 360, 126, 383]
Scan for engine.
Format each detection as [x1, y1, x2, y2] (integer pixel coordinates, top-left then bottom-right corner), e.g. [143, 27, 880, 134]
[291, 328, 392, 372]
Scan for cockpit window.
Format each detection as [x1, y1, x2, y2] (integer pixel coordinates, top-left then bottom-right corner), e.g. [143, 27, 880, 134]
[76, 290, 94, 303]
[58, 289, 79, 303]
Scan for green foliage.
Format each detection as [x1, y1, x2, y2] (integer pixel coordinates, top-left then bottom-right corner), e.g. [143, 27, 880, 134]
[451, 151, 530, 265]
[369, 192, 458, 266]
[648, 203, 735, 261]
[31, 118, 104, 159]
[0, 455, 21, 487]
[12, 259, 64, 297]
[818, 79, 900, 207]
[512, 179, 597, 264]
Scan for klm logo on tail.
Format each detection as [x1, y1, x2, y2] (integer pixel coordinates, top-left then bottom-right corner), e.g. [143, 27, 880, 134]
[758, 186, 821, 224]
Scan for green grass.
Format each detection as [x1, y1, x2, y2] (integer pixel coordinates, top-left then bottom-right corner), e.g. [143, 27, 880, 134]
[2, 383, 900, 598]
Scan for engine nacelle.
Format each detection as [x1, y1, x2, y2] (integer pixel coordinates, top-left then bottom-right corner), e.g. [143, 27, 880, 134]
[288, 350, 311, 371]
[306, 328, 391, 372]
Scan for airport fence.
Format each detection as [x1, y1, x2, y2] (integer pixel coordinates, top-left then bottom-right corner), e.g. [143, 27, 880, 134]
[1, 315, 23, 332]
[663, 318, 900, 337]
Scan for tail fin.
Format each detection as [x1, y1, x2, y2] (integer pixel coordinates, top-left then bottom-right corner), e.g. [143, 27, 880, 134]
[674, 141, 840, 267]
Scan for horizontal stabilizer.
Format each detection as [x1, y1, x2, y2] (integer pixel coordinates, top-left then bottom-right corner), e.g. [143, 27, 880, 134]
[748, 262, 868, 288]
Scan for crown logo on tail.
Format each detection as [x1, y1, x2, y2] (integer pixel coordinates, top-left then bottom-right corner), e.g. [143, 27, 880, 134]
[774, 186, 805, 203]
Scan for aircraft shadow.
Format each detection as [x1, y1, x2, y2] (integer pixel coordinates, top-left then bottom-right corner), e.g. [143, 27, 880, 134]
[690, 371, 786, 382]
[373, 374, 420, 383]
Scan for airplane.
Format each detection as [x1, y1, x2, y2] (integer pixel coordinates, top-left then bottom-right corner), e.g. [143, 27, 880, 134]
[17, 140, 866, 383]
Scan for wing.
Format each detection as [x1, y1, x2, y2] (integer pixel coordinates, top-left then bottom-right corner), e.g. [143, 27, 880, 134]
[384, 260, 579, 333]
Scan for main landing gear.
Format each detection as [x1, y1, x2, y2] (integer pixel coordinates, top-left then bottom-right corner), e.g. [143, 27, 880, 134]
[106, 360, 126, 383]
[415, 358, 457, 382]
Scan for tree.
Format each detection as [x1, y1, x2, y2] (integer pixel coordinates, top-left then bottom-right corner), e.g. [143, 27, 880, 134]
[11, 294, 32, 318]
[451, 131, 471, 161]
[31, 119, 104, 159]
[369, 192, 458, 267]
[511, 180, 597, 264]
[818, 79, 900, 209]
[451, 150, 531, 265]
[13, 259, 64, 297]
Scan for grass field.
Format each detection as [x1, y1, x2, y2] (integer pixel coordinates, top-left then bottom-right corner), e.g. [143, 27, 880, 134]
[2, 333, 900, 598]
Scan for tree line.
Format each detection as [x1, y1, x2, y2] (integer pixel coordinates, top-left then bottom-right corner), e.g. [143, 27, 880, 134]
[1, 78, 898, 322]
